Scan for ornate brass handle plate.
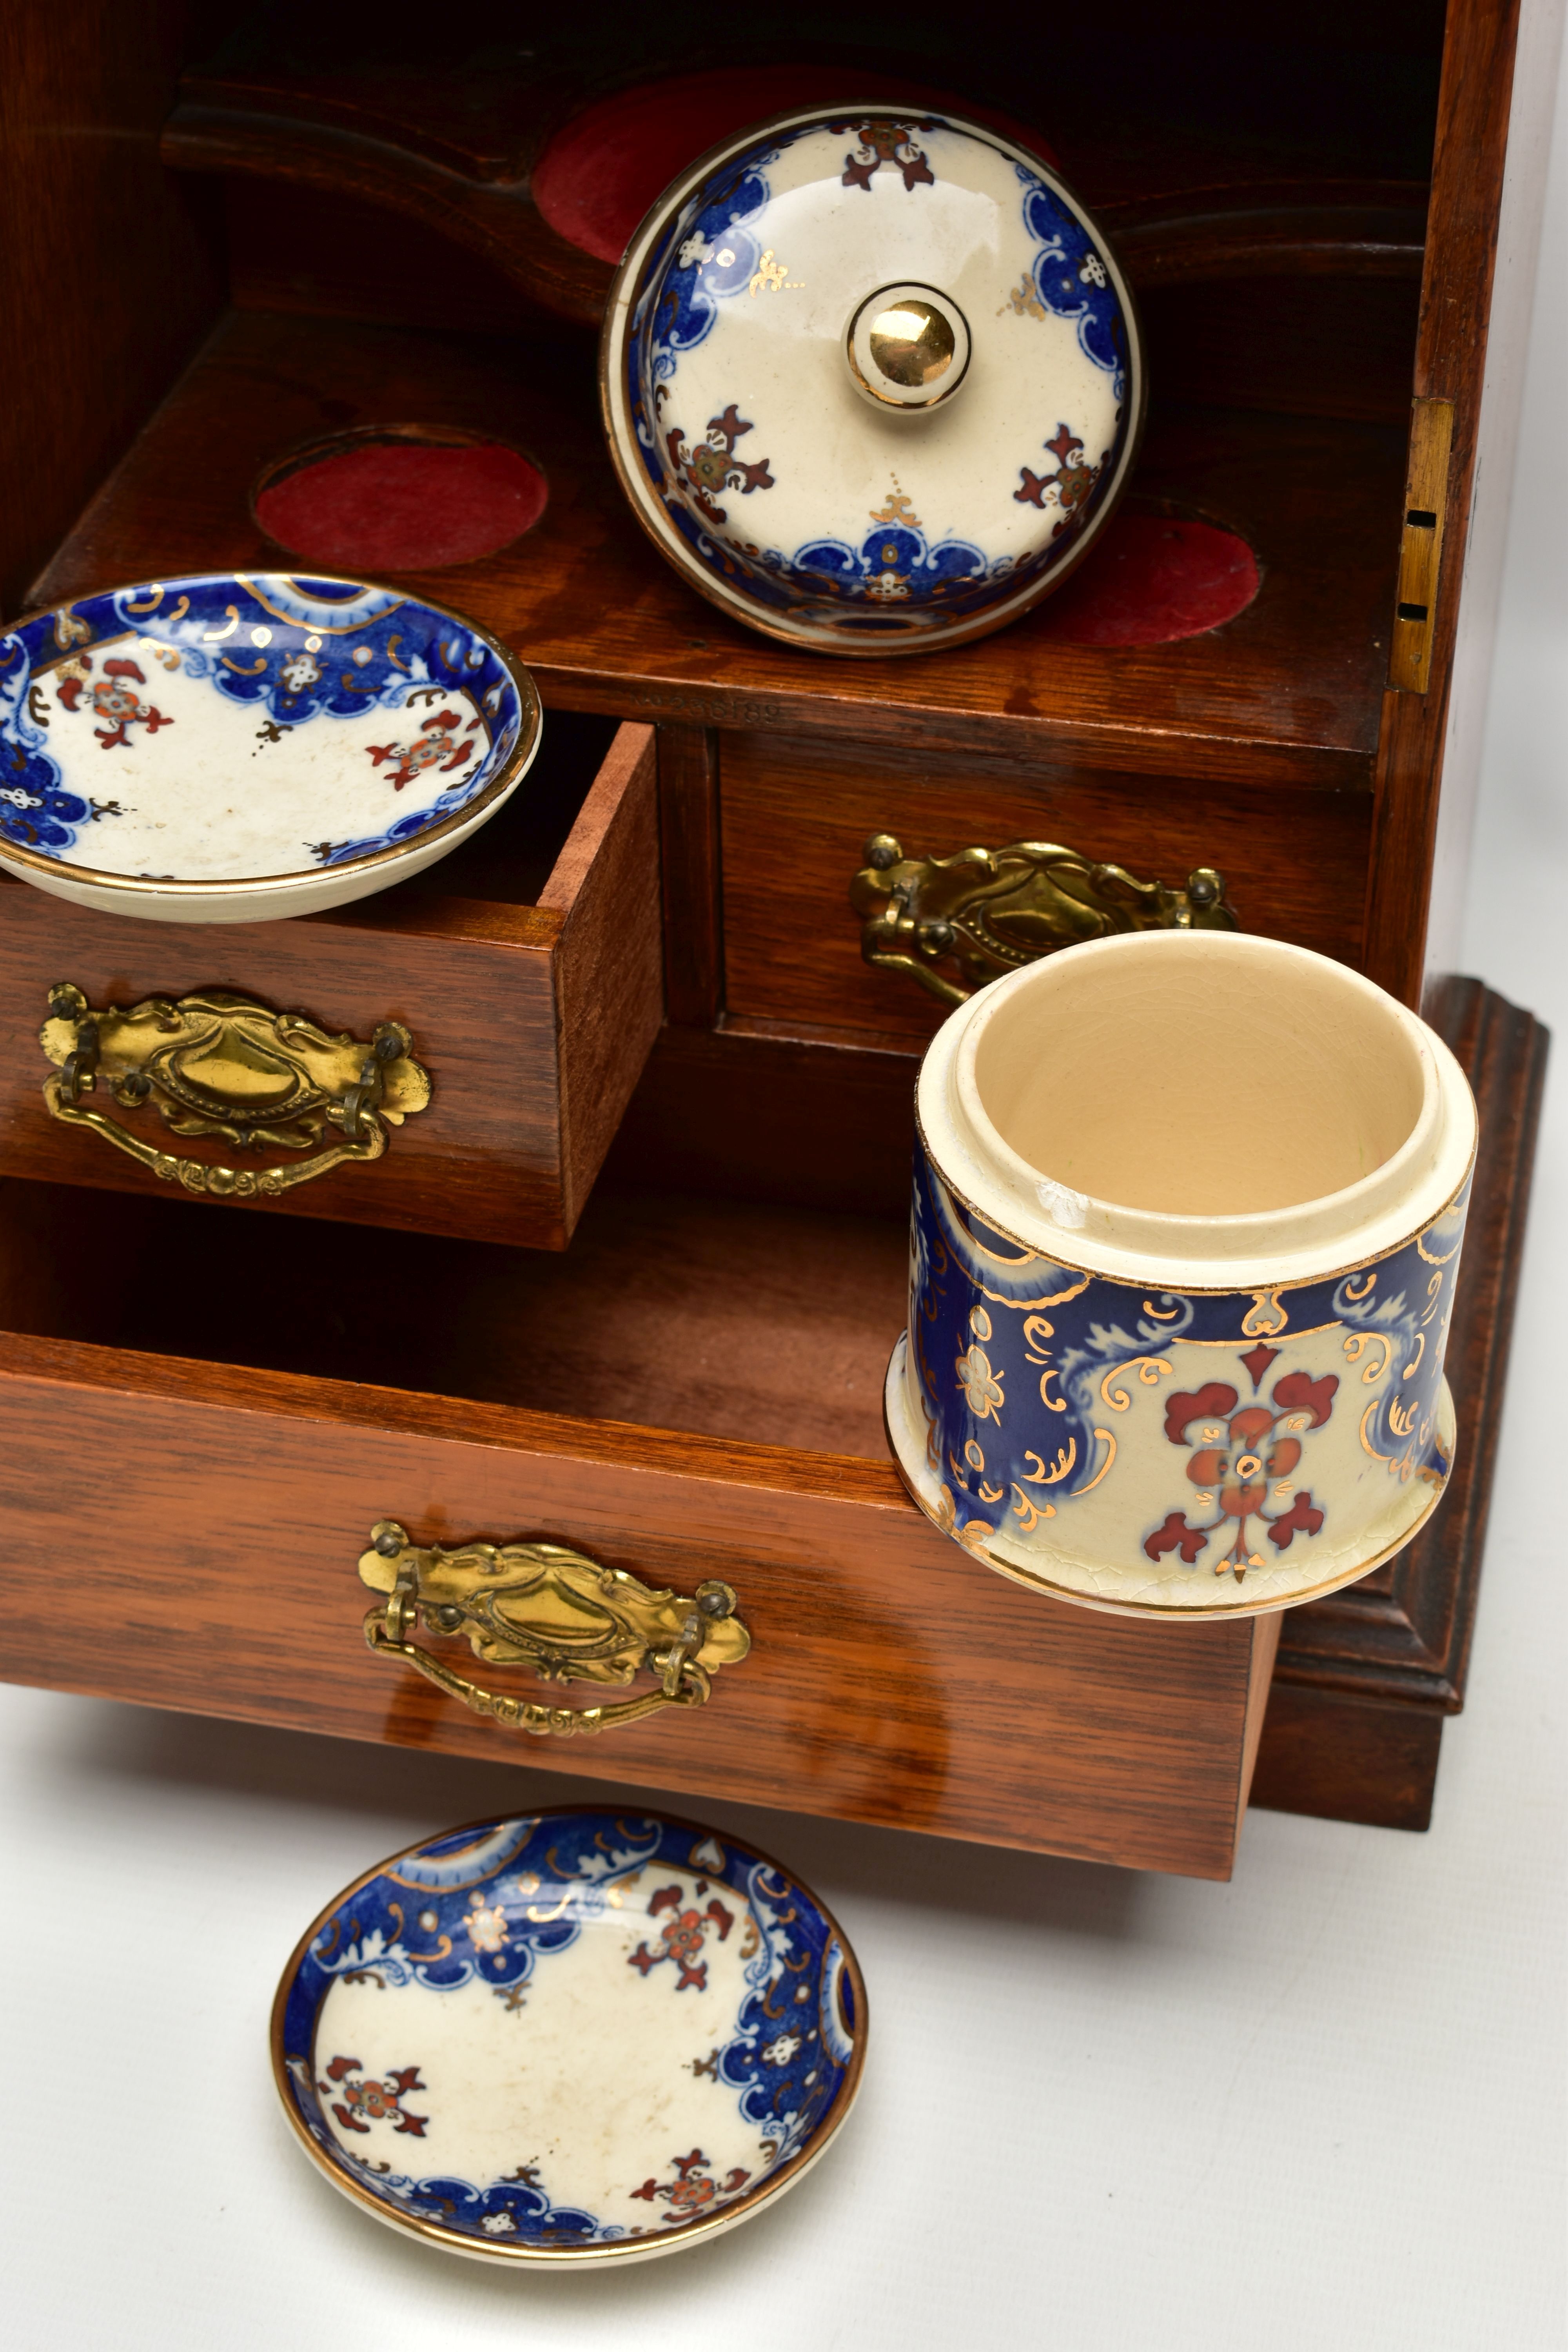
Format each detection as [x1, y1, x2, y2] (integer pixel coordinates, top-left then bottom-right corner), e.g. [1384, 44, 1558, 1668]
[358, 1521, 751, 1737]
[851, 833, 1239, 1008]
[39, 983, 430, 1198]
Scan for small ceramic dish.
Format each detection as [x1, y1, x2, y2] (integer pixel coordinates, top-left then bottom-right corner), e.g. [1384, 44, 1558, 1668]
[0, 571, 541, 922]
[272, 1808, 866, 2265]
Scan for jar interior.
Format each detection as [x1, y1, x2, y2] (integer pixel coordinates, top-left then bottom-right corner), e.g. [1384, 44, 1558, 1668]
[970, 941, 1428, 1217]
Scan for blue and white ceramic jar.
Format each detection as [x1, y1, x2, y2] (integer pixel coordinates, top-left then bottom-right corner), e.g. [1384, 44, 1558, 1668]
[602, 105, 1143, 653]
[885, 933, 1477, 1618]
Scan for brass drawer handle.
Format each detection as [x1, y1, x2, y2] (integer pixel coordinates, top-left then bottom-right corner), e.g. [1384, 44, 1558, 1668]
[39, 983, 430, 1199]
[850, 833, 1239, 1008]
[357, 1520, 751, 1737]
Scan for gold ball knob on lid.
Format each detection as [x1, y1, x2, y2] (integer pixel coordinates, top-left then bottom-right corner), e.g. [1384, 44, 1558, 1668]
[847, 282, 971, 411]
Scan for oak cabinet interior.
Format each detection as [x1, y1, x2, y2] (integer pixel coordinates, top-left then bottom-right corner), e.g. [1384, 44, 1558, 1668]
[0, 0, 1550, 1855]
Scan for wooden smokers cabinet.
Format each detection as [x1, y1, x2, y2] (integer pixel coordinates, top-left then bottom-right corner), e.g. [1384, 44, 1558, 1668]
[0, 0, 1552, 1874]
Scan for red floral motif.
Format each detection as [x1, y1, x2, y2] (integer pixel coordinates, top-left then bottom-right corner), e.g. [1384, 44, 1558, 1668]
[662, 404, 774, 528]
[56, 657, 174, 750]
[835, 119, 936, 192]
[1143, 1365, 1338, 1581]
[1014, 424, 1107, 537]
[366, 708, 476, 791]
[629, 1882, 735, 1991]
[631, 2147, 750, 2218]
[319, 2053, 428, 2137]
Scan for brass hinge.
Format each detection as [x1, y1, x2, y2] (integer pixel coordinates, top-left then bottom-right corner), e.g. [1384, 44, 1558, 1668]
[1388, 398, 1455, 695]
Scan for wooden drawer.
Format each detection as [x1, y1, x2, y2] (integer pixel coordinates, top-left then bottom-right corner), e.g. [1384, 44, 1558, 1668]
[0, 1171, 1276, 1880]
[0, 716, 661, 1249]
[719, 728, 1370, 1049]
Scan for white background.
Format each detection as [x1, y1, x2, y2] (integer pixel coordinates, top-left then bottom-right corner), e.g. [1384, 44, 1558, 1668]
[4, 49, 1566, 2352]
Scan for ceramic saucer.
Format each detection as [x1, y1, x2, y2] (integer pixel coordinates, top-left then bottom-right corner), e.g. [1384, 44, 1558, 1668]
[0, 572, 541, 922]
[272, 1808, 867, 2265]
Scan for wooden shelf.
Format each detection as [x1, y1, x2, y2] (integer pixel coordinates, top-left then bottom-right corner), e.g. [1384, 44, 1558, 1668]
[163, 5, 1437, 328]
[29, 307, 1405, 792]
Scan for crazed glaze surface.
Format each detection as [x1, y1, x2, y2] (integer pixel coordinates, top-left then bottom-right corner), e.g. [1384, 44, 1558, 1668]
[0, 573, 539, 922]
[604, 107, 1142, 652]
[273, 1810, 865, 2265]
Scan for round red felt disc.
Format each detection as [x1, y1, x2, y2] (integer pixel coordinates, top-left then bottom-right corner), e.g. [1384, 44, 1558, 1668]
[255, 440, 549, 574]
[1040, 514, 1260, 646]
[534, 71, 1059, 265]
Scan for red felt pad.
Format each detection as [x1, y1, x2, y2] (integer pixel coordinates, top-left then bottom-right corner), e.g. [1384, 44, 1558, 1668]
[534, 70, 1060, 265]
[1040, 514, 1260, 646]
[255, 441, 548, 573]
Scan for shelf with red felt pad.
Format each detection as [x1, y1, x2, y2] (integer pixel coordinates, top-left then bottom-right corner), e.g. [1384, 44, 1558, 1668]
[28, 307, 1394, 789]
[254, 433, 550, 574]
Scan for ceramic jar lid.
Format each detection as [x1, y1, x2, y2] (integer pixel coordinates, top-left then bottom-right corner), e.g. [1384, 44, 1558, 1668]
[602, 105, 1143, 655]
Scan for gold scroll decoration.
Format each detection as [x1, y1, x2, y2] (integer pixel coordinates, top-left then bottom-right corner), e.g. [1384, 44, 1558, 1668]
[850, 835, 1240, 1008]
[38, 983, 430, 1198]
[358, 1522, 751, 1737]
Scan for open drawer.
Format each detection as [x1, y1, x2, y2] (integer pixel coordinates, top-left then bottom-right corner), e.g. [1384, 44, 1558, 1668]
[0, 715, 660, 1250]
[0, 1170, 1277, 1879]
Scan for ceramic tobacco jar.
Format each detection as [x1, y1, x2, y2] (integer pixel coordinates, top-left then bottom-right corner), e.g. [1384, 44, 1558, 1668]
[886, 932, 1477, 1618]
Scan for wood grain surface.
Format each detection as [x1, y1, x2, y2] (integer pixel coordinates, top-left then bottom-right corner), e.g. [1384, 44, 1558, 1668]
[1254, 974, 1549, 1826]
[719, 730, 1372, 1046]
[0, 1327, 1276, 1879]
[1362, 0, 1527, 1005]
[0, 0, 223, 615]
[25, 308, 1402, 794]
[0, 723, 662, 1249]
[656, 725, 724, 1029]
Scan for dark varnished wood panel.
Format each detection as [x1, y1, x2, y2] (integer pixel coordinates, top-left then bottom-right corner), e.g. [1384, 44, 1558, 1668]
[25, 309, 1401, 793]
[719, 731, 1371, 1047]
[0, 1331, 1276, 1877]
[0, 0, 223, 615]
[1136, 271, 1424, 426]
[1256, 976, 1548, 1824]
[0, 724, 661, 1249]
[1364, 0, 1526, 1004]
[163, 4, 1442, 330]
[606, 1024, 919, 1222]
[1250, 1684, 1445, 1832]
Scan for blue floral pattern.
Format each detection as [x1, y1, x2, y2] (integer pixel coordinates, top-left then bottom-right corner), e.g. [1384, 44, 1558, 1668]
[1017, 167, 1128, 398]
[616, 116, 1137, 644]
[276, 1811, 862, 2255]
[0, 573, 527, 867]
[904, 1151, 1467, 1585]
